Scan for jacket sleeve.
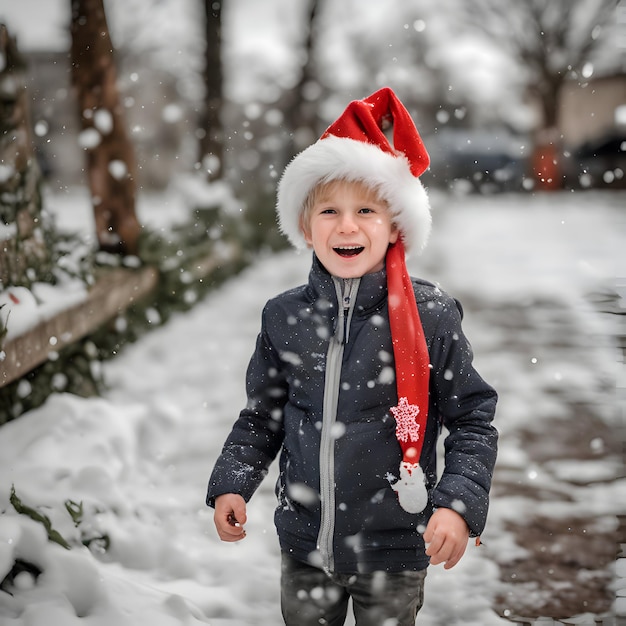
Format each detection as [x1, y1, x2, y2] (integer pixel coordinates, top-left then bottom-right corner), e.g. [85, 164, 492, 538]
[206, 305, 288, 508]
[428, 296, 498, 537]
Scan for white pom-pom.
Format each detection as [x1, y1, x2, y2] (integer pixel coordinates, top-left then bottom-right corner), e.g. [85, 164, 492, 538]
[391, 461, 428, 514]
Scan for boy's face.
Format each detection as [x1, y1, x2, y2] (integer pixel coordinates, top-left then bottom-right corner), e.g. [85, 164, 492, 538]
[302, 180, 399, 279]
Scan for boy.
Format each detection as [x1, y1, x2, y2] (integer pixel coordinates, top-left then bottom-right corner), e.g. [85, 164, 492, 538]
[206, 87, 498, 625]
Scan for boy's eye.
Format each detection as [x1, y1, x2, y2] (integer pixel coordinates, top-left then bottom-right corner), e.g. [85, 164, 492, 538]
[359, 207, 374, 214]
[320, 208, 336, 214]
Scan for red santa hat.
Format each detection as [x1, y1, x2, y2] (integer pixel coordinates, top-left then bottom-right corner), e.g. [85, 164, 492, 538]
[276, 87, 431, 513]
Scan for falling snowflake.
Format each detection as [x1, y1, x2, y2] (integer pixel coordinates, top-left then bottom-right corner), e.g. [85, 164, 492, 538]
[390, 397, 421, 442]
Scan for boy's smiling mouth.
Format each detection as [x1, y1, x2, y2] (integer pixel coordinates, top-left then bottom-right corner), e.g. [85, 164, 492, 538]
[333, 245, 364, 257]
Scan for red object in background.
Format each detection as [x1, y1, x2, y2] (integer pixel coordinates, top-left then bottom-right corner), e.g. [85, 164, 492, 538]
[532, 142, 562, 190]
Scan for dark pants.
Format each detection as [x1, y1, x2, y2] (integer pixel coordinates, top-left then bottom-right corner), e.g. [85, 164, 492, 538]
[280, 552, 427, 626]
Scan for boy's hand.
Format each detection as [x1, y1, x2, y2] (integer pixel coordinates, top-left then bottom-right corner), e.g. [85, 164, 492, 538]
[423, 507, 469, 569]
[214, 493, 247, 542]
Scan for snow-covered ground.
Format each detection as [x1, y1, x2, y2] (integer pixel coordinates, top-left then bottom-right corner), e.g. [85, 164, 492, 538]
[0, 187, 625, 625]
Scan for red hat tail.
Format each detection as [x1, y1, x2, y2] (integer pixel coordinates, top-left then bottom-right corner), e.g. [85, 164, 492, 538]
[387, 239, 430, 464]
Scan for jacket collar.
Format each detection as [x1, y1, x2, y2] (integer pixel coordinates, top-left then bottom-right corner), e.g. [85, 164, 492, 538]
[307, 253, 388, 317]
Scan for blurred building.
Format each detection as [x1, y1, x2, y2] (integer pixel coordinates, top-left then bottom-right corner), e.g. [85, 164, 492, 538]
[560, 72, 625, 148]
[559, 71, 626, 189]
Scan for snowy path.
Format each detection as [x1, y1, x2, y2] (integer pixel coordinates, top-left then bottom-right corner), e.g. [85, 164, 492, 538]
[1, 191, 624, 625]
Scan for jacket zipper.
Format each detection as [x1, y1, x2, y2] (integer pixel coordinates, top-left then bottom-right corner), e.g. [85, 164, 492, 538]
[317, 277, 360, 574]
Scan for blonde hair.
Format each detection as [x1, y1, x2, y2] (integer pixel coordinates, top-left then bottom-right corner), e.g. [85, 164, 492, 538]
[299, 178, 390, 236]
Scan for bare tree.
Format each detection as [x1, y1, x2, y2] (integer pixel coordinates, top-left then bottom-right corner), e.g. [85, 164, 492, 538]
[457, 0, 618, 187]
[70, 0, 141, 254]
[282, 0, 324, 162]
[198, 0, 224, 182]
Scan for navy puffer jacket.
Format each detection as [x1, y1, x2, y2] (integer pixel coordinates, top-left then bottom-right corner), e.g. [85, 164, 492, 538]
[207, 255, 497, 574]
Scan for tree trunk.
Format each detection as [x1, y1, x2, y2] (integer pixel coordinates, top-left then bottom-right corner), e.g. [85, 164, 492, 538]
[282, 0, 322, 163]
[198, 0, 224, 182]
[530, 72, 565, 191]
[69, 0, 141, 255]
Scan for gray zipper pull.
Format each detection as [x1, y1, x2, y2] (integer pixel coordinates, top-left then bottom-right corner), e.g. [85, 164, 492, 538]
[342, 279, 352, 310]
[342, 279, 360, 344]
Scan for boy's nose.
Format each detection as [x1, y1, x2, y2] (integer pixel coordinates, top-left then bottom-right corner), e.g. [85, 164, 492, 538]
[338, 213, 358, 233]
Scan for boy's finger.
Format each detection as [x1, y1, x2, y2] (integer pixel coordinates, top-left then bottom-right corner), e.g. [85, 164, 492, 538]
[217, 520, 247, 541]
[227, 513, 242, 527]
[443, 551, 460, 569]
[427, 545, 448, 565]
[433, 538, 467, 569]
[422, 521, 435, 544]
[426, 533, 457, 565]
[424, 531, 444, 556]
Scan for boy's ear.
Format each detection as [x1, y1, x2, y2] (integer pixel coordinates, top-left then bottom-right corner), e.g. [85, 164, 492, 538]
[389, 224, 400, 245]
[299, 214, 313, 247]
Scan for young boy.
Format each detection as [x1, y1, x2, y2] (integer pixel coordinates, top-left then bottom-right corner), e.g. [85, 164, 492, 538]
[206, 87, 498, 625]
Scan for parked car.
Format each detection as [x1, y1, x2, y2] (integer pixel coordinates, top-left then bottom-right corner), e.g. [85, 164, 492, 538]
[563, 132, 626, 190]
[422, 128, 529, 194]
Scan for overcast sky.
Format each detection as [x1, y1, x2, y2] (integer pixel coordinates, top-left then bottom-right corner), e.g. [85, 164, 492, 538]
[1, 0, 70, 51]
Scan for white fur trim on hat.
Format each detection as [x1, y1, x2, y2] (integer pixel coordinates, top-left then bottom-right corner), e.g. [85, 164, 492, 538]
[276, 135, 431, 255]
